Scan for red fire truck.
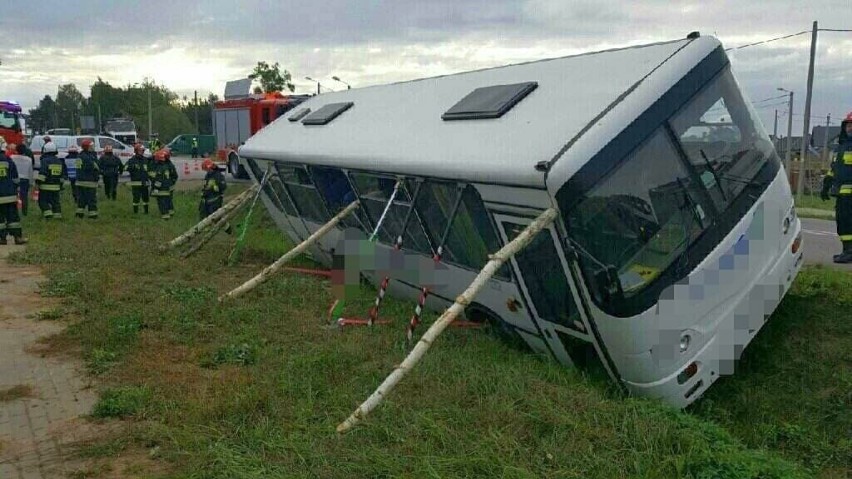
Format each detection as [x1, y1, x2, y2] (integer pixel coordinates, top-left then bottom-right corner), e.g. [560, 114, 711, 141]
[0, 101, 25, 147]
[213, 85, 310, 178]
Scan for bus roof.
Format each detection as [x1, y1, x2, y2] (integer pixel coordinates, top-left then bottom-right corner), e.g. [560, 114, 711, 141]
[240, 35, 722, 188]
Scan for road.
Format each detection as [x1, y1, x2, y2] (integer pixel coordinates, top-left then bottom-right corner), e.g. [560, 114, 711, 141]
[800, 217, 852, 270]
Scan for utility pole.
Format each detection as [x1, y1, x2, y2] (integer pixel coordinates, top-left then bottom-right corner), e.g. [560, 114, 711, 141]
[778, 88, 794, 174]
[773, 109, 778, 149]
[822, 114, 831, 162]
[796, 21, 818, 201]
[194, 90, 199, 135]
[97, 103, 102, 133]
[147, 78, 153, 140]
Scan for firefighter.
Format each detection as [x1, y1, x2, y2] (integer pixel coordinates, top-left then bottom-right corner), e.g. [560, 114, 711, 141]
[821, 112, 852, 263]
[75, 138, 100, 219]
[162, 148, 178, 216]
[98, 144, 123, 200]
[64, 145, 80, 202]
[10, 144, 33, 216]
[125, 143, 150, 214]
[0, 138, 27, 244]
[149, 149, 176, 219]
[199, 159, 232, 234]
[35, 141, 66, 219]
[191, 137, 199, 158]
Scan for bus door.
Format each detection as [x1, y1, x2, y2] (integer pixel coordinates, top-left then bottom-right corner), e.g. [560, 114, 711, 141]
[494, 213, 602, 369]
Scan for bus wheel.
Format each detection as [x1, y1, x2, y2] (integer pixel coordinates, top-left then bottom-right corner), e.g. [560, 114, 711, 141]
[229, 152, 249, 179]
[466, 304, 528, 352]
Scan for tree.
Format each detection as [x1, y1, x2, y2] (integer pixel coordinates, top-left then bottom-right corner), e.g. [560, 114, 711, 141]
[55, 84, 85, 131]
[248, 61, 294, 93]
[27, 95, 57, 133]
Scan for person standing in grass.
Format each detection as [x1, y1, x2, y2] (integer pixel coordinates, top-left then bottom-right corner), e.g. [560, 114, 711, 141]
[64, 145, 80, 202]
[821, 111, 852, 263]
[9, 144, 33, 216]
[149, 149, 176, 220]
[0, 138, 27, 244]
[163, 148, 178, 216]
[74, 139, 100, 219]
[199, 158, 231, 233]
[125, 143, 150, 214]
[98, 144, 123, 201]
[35, 141, 66, 219]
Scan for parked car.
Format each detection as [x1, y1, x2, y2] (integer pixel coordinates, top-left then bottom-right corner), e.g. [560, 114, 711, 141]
[29, 135, 149, 167]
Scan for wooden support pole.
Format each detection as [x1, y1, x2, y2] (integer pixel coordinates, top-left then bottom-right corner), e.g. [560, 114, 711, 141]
[180, 199, 247, 259]
[219, 201, 360, 303]
[159, 185, 258, 252]
[336, 207, 558, 433]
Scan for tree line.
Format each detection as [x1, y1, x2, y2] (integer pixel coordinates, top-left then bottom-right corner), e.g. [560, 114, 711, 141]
[26, 62, 295, 144]
[27, 78, 219, 143]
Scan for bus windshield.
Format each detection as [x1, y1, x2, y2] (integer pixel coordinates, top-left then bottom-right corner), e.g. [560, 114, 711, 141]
[0, 111, 21, 130]
[566, 68, 777, 316]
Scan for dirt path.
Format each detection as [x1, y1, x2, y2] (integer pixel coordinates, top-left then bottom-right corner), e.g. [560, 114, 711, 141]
[0, 246, 99, 478]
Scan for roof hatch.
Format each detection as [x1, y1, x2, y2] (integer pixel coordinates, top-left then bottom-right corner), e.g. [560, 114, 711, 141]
[442, 82, 538, 121]
[288, 108, 311, 122]
[301, 102, 354, 125]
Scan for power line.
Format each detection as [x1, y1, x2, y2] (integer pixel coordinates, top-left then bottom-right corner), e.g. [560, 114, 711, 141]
[819, 28, 852, 32]
[752, 93, 790, 104]
[725, 30, 810, 51]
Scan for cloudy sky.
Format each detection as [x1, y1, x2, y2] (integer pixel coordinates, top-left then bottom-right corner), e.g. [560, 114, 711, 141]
[1, 1, 850, 137]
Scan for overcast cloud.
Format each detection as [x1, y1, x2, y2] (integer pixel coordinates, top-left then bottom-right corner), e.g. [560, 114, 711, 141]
[1, 0, 850, 136]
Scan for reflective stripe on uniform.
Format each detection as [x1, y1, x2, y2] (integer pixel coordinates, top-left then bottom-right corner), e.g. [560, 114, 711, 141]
[128, 181, 143, 186]
[840, 234, 852, 241]
[151, 189, 169, 196]
[76, 181, 98, 188]
[205, 196, 223, 203]
[843, 151, 852, 165]
[36, 174, 46, 181]
[0, 195, 17, 204]
[39, 185, 60, 191]
[6, 222, 21, 229]
[839, 185, 852, 195]
[42, 211, 53, 218]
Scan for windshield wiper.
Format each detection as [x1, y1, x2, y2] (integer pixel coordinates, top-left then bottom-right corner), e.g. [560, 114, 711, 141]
[699, 149, 729, 202]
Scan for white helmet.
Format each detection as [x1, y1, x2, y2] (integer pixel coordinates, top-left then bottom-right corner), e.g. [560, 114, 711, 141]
[42, 142, 58, 153]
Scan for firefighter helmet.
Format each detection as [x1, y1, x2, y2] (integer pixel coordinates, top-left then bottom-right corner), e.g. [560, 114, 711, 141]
[154, 149, 167, 162]
[68, 145, 79, 152]
[134, 142, 144, 152]
[202, 158, 215, 171]
[80, 138, 93, 150]
[42, 142, 58, 153]
[845, 112, 852, 122]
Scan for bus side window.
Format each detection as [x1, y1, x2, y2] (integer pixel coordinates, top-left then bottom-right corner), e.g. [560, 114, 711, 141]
[261, 107, 271, 126]
[277, 164, 330, 223]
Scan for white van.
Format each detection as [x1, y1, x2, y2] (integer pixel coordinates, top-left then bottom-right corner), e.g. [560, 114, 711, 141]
[30, 135, 147, 167]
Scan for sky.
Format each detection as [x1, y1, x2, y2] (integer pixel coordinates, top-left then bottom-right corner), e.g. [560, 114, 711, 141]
[1, 0, 850, 138]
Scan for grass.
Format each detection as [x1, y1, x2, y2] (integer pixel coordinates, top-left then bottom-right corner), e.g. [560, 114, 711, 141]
[795, 193, 835, 213]
[13, 184, 850, 478]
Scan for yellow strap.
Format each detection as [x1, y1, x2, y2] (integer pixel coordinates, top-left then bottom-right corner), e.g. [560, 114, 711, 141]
[840, 234, 852, 241]
[76, 181, 98, 188]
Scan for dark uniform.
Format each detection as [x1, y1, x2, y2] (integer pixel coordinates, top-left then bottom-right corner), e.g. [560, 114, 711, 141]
[98, 152, 123, 200]
[822, 114, 852, 263]
[35, 151, 66, 219]
[75, 149, 100, 219]
[0, 153, 25, 243]
[125, 153, 150, 214]
[163, 156, 177, 215]
[191, 137, 199, 158]
[64, 150, 79, 202]
[149, 159, 176, 219]
[200, 167, 227, 219]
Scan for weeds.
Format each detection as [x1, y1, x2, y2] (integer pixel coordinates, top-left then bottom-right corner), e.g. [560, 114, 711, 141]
[92, 386, 150, 419]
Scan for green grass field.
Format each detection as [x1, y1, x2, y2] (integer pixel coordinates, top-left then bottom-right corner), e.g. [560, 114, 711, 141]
[9, 186, 850, 478]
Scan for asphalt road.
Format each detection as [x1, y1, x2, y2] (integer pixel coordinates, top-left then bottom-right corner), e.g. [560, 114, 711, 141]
[800, 217, 852, 270]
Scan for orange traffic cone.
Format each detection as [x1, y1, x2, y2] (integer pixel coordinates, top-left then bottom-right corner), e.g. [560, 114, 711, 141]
[193, 161, 200, 171]
[183, 162, 190, 176]
[32, 189, 39, 201]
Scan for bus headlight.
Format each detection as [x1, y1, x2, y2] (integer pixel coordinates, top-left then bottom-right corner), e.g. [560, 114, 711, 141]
[679, 334, 691, 353]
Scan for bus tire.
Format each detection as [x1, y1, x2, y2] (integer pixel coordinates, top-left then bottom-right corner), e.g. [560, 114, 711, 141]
[229, 152, 249, 180]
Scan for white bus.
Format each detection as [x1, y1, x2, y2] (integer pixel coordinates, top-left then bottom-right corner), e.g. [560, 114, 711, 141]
[238, 33, 803, 408]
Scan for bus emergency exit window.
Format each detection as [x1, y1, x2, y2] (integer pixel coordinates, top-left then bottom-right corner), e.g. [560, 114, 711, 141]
[288, 108, 311, 122]
[301, 102, 354, 125]
[442, 82, 538, 121]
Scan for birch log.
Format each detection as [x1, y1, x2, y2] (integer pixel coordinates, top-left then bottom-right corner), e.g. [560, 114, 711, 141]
[180, 199, 247, 259]
[218, 200, 360, 302]
[160, 185, 258, 251]
[336, 207, 558, 434]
